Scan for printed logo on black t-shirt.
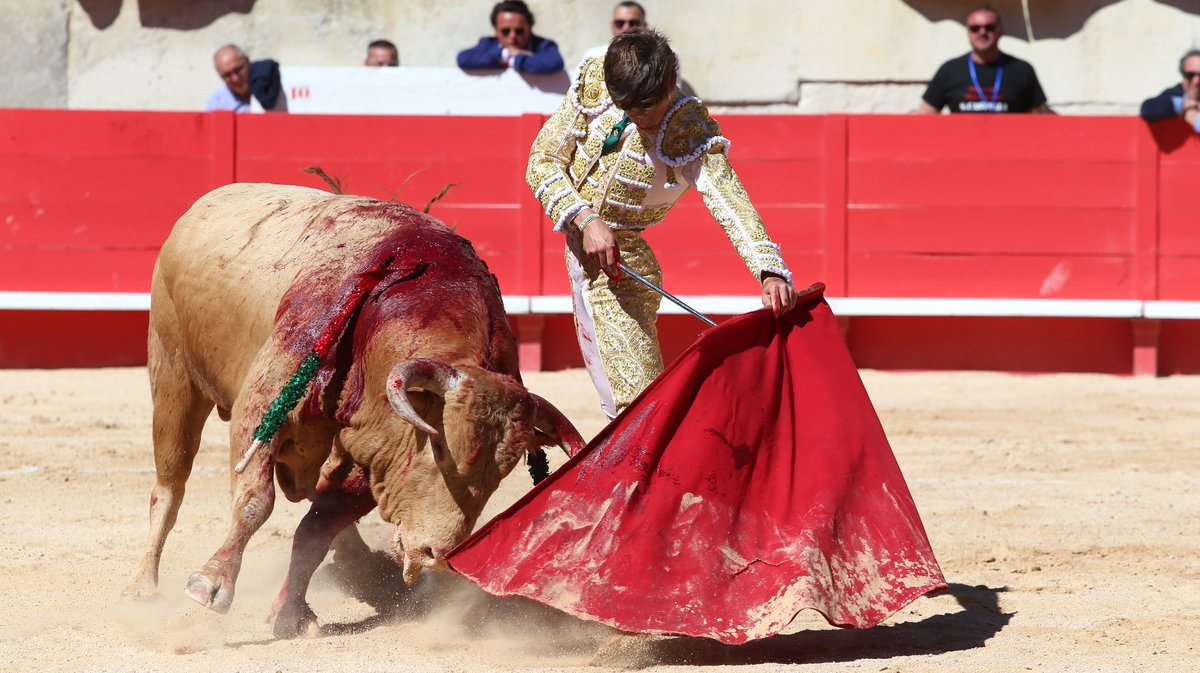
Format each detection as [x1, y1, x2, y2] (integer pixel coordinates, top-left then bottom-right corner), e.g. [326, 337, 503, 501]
[959, 79, 1005, 112]
[959, 96, 1007, 113]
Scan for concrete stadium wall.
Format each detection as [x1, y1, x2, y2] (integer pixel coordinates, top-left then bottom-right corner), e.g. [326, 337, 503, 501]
[4, 0, 1200, 113]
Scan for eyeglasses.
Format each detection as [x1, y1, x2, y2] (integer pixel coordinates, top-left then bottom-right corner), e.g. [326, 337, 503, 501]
[218, 63, 247, 80]
[613, 19, 644, 29]
[1183, 71, 1200, 80]
[499, 27, 526, 37]
[968, 23, 997, 33]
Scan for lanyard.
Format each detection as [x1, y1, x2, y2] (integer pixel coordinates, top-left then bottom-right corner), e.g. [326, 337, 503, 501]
[968, 56, 1004, 112]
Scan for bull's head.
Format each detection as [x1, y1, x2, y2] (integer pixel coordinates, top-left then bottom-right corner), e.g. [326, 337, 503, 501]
[374, 358, 584, 584]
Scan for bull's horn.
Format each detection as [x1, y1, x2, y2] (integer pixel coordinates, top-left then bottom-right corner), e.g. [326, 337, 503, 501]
[385, 359, 465, 436]
[529, 392, 586, 457]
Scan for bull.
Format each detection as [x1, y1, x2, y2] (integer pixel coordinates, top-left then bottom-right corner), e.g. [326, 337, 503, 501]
[123, 183, 582, 637]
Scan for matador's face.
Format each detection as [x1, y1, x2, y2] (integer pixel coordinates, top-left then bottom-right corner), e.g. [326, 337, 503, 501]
[626, 94, 673, 133]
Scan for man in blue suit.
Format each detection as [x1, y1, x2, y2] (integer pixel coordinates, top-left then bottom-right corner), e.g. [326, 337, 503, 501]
[456, 1, 564, 74]
[1141, 49, 1200, 132]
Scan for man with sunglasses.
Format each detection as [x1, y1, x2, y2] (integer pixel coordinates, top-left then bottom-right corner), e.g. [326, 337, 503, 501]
[917, 5, 1050, 114]
[456, 0, 564, 74]
[1140, 50, 1200, 131]
[527, 29, 798, 418]
[577, 2, 648, 66]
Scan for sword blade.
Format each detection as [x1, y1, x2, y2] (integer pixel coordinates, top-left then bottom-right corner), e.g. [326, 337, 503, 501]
[617, 263, 717, 328]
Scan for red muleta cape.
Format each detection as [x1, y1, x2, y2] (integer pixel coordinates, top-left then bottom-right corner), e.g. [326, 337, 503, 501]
[446, 284, 946, 644]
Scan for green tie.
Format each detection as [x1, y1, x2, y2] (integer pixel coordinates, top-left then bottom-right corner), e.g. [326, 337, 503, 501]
[601, 113, 631, 155]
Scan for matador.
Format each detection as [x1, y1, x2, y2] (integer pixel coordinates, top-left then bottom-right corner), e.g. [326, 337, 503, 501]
[526, 37, 796, 417]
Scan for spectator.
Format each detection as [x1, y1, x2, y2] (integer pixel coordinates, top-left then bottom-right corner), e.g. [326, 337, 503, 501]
[577, 1, 647, 65]
[456, 0, 564, 74]
[917, 5, 1050, 114]
[205, 44, 287, 113]
[365, 39, 399, 67]
[1140, 49, 1200, 131]
[526, 29, 798, 418]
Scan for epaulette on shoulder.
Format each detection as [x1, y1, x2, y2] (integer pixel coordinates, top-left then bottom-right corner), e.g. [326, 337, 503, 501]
[656, 96, 730, 167]
[571, 57, 612, 116]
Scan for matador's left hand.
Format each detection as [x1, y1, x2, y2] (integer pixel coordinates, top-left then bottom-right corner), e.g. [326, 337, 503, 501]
[761, 276, 798, 316]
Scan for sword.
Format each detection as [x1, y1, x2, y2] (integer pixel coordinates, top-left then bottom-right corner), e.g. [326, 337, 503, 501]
[617, 262, 717, 328]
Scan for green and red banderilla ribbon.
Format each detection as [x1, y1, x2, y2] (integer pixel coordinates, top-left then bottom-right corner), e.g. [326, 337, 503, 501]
[234, 255, 395, 473]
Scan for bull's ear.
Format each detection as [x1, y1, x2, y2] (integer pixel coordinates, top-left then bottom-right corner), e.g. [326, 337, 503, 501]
[386, 359, 464, 435]
[528, 393, 586, 457]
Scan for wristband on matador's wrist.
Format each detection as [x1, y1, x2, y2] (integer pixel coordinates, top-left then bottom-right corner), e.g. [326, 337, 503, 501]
[577, 212, 601, 229]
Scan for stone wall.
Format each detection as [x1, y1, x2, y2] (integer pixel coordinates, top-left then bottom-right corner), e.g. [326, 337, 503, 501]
[2, 0, 71, 108]
[2, 0, 1199, 113]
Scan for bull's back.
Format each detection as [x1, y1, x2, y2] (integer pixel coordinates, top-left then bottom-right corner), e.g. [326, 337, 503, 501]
[153, 183, 456, 405]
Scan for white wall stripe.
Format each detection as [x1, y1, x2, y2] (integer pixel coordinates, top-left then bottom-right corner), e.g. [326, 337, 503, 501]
[0, 292, 152, 311]
[5, 292, 1198, 319]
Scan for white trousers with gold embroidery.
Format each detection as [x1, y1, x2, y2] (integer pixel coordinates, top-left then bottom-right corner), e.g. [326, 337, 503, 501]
[564, 228, 664, 418]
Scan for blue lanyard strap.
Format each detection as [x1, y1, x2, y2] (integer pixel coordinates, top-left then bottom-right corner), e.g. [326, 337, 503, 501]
[968, 56, 1004, 111]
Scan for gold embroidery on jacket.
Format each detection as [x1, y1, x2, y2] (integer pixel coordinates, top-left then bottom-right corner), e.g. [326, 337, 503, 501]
[572, 58, 611, 115]
[526, 90, 592, 230]
[658, 97, 730, 167]
[569, 106, 624, 192]
[695, 149, 791, 283]
[528, 57, 790, 285]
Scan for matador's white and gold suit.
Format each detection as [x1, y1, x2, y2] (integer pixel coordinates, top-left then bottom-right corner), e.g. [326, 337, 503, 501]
[526, 57, 793, 417]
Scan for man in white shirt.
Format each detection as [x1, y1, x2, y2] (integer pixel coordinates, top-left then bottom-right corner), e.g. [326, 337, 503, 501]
[576, 2, 646, 67]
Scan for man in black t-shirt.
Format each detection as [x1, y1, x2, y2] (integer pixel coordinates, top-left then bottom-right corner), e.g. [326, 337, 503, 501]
[917, 5, 1051, 114]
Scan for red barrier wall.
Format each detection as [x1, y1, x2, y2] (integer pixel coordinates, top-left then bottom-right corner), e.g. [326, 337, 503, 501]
[0, 110, 233, 293]
[2, 109, 1199, 373]
[845, 115, 1149, 299]
[235, 114, 546, 295]
[0, 311, 149, 368]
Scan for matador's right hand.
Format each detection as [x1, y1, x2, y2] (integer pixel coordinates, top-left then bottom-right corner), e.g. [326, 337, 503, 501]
[581, 217, 622, 280]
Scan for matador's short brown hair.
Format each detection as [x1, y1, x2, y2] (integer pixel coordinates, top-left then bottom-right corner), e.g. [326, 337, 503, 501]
[604, 28, 678, 111]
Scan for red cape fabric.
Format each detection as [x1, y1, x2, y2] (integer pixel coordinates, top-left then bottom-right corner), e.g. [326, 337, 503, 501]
[446, 285, 946, 644]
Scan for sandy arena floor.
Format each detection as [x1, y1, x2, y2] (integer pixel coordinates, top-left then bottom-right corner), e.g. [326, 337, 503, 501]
[0, 366, 1196, 672]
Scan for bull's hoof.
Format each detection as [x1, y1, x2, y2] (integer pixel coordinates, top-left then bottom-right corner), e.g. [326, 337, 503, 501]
[121, 576, 158, 602]
[270, 600, 318, 639]
[185, 570, 235, 614]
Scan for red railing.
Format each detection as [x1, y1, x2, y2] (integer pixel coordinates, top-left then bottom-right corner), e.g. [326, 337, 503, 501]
[3, 109, 1200, 371]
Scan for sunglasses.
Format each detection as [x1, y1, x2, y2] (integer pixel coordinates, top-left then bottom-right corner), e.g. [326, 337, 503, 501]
[1183, 71, 1200, 80]
[613, 19, 644, 29]
[968, 23, 997, 33]
[499, 27, 526, 37]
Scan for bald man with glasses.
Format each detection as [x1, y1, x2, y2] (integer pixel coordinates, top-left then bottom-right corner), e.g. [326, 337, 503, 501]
[204, 44, 287, 113]
[1140, 50, 1200, 132]
[917, 5, 1050, 114]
